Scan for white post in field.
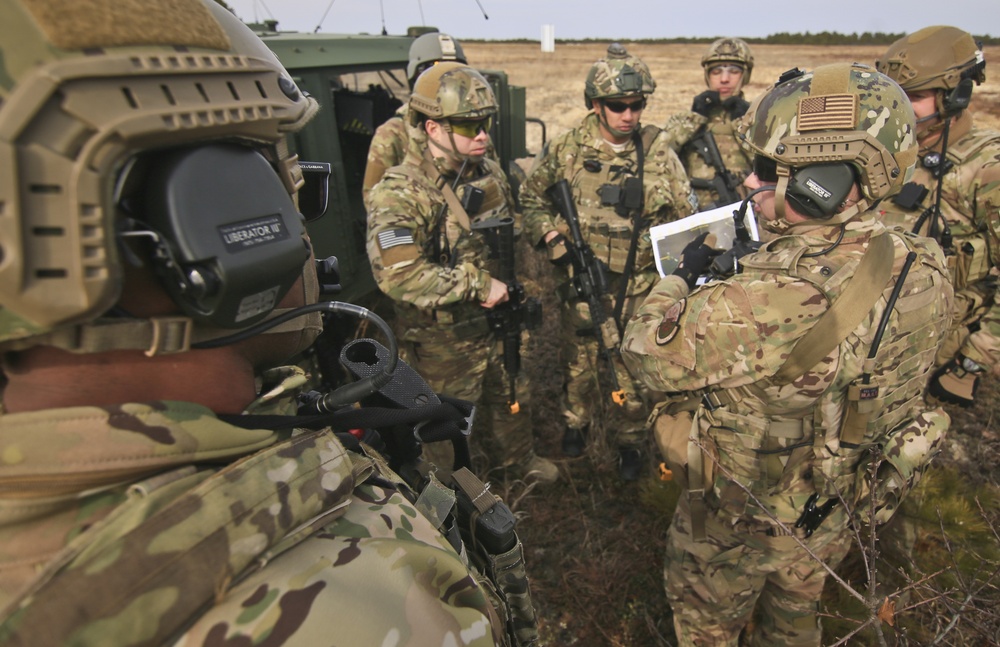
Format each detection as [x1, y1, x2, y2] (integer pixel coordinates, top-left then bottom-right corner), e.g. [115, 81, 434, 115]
[541, 24, 555, 53]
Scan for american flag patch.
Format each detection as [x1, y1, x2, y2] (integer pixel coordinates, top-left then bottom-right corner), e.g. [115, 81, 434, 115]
[377, 228, 414, 250]
[797, 94, 857, 131]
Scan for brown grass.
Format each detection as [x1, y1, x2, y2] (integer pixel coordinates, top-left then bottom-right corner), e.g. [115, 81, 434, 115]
[463, 42, 1000, 155]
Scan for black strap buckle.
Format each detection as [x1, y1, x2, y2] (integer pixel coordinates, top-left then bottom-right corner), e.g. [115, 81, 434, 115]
[794, 493, 838, 538]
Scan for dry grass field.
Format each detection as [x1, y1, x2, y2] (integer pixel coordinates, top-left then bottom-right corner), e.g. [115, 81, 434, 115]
[462, 42, 1000, 156]
[450, 42, 1000, 646]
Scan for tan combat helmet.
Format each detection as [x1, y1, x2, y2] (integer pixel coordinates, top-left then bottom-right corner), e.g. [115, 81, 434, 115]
[702, 37, 754, 86]
[740, 63, 917, 224]
[876, 25, 986, 92]
[583, 43, 656, 108]
[0, 0, 320, 354]
[409, 62, 497, 122]
[407, 32, 468, 87]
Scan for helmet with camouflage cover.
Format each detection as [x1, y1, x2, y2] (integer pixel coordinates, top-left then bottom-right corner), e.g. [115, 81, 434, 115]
[740, 62, 917, 224]
[702, 37, 754, 85]
[875, 25, 985, 93]
[0, 0, 320, 354]
[407, 32, 467, 87]
[583, 43, 656, 108]
[409, 62, 497, 123]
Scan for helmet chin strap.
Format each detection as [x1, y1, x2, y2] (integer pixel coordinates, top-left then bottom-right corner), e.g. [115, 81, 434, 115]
[596, 103, 637, 141]
[427, 127, 483, 168]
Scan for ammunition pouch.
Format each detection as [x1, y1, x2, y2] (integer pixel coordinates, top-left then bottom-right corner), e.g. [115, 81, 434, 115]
[585, 221, 652, 274]
[948, 235, 990, 290]
[452, 468, 539, 647]
[853, 408, 950, 526]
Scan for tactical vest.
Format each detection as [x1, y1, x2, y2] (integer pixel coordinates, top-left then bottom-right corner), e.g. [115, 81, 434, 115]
[389, 157, 513, 337]
[691, 230, 951, 526]
[880, 127, 1000, 290]
[680, 111, 751, 208]
[563, 126, 659, 275]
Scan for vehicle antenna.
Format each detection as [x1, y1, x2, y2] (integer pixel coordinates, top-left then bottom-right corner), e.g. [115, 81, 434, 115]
[417, 0, 426, 25]
[314, 0, 337, 33]
[380, 0, 387, 34]
[473, 0, 489, 19]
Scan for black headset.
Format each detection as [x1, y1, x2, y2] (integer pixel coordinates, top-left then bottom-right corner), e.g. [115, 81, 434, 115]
[119, 143, 312, 329]
[784, 163, 857, 219]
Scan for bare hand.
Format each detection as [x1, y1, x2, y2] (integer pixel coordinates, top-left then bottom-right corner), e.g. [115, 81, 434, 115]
[481, 278, 510, 309]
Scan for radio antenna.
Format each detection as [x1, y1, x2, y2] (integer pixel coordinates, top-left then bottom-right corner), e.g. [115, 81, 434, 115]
[473, 0, 489, 19]
[314, 0, 337, 33]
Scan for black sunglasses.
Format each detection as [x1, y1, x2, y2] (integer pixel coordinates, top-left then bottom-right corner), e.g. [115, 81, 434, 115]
[752, 155, 779, 182]
[602, 98, 647, 113]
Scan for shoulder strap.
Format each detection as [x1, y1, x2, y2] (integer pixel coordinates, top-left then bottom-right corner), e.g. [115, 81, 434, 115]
[771, 232, 895, 386]
[946, 127, 1000, 163]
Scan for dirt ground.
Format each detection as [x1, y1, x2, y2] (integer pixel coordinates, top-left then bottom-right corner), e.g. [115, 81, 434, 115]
[457, 43, 1000, 646]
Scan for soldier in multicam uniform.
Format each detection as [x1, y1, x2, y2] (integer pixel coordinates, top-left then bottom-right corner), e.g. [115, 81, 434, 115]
[876, 26, 1000, 408]
[362, 32, 472, 208]
[366, 62, 558, 484]
[0, 2, 507, 645]
[519, 43, 695, 480]
[662, 38, 755, 210]
[622, 63, 954, 645]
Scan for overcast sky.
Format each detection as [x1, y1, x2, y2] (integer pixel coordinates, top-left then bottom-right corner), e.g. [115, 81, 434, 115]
[227, 0, 998, 40]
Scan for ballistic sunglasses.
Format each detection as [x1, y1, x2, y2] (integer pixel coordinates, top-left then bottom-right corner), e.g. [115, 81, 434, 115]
[448, 116, 493, 138]
[602, 98, 647, 113]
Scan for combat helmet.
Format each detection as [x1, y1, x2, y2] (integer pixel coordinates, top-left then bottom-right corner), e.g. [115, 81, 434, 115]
[409, 62, 497, 122]
[407, 32, 468, 88]
[876, 25, 985, 93]
[0, 0, 321, 354]
[583, 43, 656, 108]
[702, 37, 754, 85]
[740, 63, 917, 224]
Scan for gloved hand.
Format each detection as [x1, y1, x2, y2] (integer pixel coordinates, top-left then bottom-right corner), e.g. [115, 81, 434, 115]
[927, 355, 982, 408]
[723, 95, 750, 119]
[691, 90, 721, 117]
[546, 232, 572, 267]
[671, 232, 721, 289]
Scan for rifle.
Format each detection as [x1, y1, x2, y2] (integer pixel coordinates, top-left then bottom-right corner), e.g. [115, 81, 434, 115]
[546, 179, 626, 406]
[684, 128, 743, 208]
[474, 216, 543, 414]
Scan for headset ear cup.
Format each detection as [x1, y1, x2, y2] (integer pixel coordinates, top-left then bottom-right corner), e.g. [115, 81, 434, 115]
[785, 163, 856, 219]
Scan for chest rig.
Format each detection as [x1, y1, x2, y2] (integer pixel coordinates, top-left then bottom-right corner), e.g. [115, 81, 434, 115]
[563, 125, 658, 274]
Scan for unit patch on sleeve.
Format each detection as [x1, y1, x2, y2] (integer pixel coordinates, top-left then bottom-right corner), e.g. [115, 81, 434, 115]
[655, 298, 687, 346]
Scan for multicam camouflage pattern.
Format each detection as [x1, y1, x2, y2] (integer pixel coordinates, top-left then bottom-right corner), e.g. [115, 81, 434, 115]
[366, 133, 540, 472]
[0, 0, 318, 345]
[664, 496, 853, 647]
[879, 112, 1000, 372]
[519, 114, 693, 445]
[363, 104, 499, 210]
[663, 102, 753, 210]
[622, 214, 954, 644]
[701, 37, 755, 84]
[583, 43, 656, 107]
[876, 25, 986, 92]
[409, 62, 497, 123]
[0, 371, 500, 646]
[742, 63, 917, 207]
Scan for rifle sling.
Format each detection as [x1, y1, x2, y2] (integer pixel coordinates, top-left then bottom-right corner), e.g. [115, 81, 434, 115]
[612, 126, 652, 331]
[771, 232, 895, 386]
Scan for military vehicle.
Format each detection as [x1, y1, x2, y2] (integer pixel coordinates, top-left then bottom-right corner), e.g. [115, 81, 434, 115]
[250, 21, 539, 304]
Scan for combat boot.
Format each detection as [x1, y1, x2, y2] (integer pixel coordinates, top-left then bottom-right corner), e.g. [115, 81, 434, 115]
[561, 426, 586, 457]
[618, 447, 643, 482]
[522, 454, 560, 484]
